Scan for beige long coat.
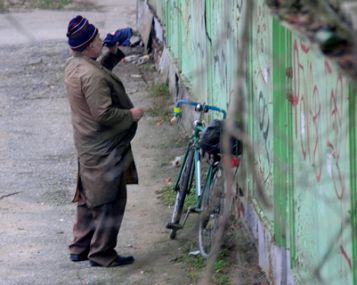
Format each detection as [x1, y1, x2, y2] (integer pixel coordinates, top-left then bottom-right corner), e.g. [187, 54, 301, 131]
[64, 51, 138, 207]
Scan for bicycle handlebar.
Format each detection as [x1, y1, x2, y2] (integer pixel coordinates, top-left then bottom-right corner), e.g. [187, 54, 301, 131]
[173, 99, 226, 119]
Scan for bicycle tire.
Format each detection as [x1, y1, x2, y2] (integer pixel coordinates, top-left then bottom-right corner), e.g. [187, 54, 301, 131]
[198, 165, 224, 258]
[169, 146, 194, 239]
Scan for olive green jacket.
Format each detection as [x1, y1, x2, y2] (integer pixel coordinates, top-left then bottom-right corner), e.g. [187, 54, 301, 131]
[64, 50, 138, 207]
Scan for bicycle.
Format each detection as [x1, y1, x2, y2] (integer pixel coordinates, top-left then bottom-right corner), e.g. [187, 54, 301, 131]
[166, 99, 240, 258]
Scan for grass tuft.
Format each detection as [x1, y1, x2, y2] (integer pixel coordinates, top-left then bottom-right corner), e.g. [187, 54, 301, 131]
[146, 83, 171, 119]
[157, 182, 196, 212]
[156, 183, 176, 206]
[147, 83, 170, 98]
[35, 0, 71, 9]
[176, 248, 233, 285]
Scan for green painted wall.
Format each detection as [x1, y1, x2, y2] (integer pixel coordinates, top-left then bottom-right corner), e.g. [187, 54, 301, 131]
[249, 0, 274, 225]
[147, 0, 356, 284]
[349, 86, 357, 285]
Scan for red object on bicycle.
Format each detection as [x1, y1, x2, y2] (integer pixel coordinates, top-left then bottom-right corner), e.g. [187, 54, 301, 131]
[230, 156, 240, 168]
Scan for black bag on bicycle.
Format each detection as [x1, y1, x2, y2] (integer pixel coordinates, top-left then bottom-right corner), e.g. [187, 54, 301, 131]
[199, 119, 242, 156]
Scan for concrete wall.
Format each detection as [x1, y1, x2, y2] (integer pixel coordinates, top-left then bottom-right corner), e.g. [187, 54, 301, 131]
[137, 0, 357, 284]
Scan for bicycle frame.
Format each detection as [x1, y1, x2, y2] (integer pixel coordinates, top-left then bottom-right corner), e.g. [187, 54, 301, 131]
[173, 99, 226, 210]
[176, 123, 205, 203]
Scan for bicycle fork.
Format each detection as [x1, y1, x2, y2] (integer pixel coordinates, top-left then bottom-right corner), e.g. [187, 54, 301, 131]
[171, 151, 205, 230]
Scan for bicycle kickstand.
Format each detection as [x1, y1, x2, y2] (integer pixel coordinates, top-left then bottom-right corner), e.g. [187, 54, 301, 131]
[180, 206, 201, 228]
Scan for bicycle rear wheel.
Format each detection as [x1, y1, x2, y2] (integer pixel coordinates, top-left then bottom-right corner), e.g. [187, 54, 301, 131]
[198, 165, 224, 258]
[169, 146, 194, 239]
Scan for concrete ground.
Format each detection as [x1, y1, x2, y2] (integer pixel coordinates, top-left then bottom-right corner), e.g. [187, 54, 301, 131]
[0, 1, 192, 284]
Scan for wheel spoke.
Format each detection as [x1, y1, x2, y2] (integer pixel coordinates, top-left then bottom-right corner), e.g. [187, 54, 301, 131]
[198, 165, 224, 258]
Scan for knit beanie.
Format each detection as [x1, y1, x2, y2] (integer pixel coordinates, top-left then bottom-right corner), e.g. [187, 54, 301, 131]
[66, 15, 98, 51]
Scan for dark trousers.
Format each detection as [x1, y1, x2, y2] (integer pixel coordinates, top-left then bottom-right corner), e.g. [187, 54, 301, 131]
[69, 181, 127, 266]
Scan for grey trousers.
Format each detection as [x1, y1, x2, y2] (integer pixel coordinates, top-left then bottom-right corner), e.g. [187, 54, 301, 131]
[69, 181, 127, 266]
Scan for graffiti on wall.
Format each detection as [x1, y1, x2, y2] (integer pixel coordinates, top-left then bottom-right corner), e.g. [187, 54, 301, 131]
[291, 38, 352, 274]
[290, 39, 323, 182]
[210, 0, 244, 108]
[253, 2, 273, 192]
[325, 67, 347, 200]
[290, 38, 348, 201]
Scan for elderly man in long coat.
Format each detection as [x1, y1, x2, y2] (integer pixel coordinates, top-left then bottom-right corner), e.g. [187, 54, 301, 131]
[64, 15, 143, 267]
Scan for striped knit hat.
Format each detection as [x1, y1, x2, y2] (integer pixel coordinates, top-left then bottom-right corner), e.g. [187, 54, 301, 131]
[66, 15, 98, 51]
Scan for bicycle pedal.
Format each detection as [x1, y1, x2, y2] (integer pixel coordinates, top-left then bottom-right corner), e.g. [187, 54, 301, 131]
[166, 223, 183, 230]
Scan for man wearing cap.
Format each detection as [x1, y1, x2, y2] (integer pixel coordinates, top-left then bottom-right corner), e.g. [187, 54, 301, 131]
[64, 15, 143, 267]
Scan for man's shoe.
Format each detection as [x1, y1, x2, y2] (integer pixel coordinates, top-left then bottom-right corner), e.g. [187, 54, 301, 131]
[70, 252, 89, 262]
[89, 255, 135, 267]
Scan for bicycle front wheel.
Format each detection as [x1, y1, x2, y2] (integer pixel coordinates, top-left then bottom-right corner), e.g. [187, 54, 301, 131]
[198, 165, 224, 258]
[169, 146, 194, 239]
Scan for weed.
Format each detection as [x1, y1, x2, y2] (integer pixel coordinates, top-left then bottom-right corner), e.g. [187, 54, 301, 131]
[213, 274, 232, 285]
[157, 184, 175, 206]
[157, 183, 196, 212]
[215, 249, 230, 273]
[183, 255, 206, 282]
[1, 0, 72, 11]
[185, 255, 206, 270]
[146, 104, 170, 118]
[177, 247, 233, 285]
[146, 83, 171, 119]
[147, 83, 170, 98]
[183, 189, 196, 211]
[34, 0, 71, 9]
[141, 63, 156, 73]
[159, 135, 188, 149]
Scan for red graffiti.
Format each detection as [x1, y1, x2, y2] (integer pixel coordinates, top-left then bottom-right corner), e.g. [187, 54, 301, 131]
[327, 75, 346, 200]
[292, 39, 322, 181]
[340, 245, 352, 270]
[288, 93, 299, 106]
[293, 39, 348, 192]
[311, 84, 322, 181]
[324, 59, 333, 74]
[301, 42, 311, 53]
[293, 40, 301, 138]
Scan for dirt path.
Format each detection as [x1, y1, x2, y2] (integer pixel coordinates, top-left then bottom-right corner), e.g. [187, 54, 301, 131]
[0, 2, 192, 284]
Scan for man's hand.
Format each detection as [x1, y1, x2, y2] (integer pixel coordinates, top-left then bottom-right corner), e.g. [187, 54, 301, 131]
[108, 42, 119, 54]
[130, 107, 143, 122]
